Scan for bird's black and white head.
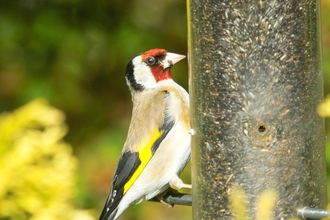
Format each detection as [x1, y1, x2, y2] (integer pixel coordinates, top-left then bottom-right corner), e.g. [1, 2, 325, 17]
[125, 48, 185, 92]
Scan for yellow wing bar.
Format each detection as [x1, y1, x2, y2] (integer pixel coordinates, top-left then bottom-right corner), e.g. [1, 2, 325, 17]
[123, 128, 164, 193]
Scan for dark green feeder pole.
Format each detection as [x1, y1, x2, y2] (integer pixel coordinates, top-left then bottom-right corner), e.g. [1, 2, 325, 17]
[188, 0, 326, 219]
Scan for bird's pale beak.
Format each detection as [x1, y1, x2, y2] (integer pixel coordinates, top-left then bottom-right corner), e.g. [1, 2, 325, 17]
[163, 52, 186, 69]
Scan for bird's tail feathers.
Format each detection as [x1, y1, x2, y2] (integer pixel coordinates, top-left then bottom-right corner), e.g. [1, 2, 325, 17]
[99, 206, 118, 220]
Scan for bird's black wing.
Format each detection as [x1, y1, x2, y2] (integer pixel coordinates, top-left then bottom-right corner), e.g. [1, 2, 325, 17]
[99, 151, 140, 220]
[99, 117, 175, 220]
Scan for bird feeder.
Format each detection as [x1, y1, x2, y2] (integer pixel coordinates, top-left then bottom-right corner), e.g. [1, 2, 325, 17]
[188, 0, 327, 219]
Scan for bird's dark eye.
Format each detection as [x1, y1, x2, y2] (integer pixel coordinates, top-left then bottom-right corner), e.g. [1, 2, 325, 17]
[145, 57, 157, 66]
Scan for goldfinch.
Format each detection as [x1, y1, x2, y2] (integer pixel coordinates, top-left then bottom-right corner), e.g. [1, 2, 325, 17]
[99, 48, 191, 220]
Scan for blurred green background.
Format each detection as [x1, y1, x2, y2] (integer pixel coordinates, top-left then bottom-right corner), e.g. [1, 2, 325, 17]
[0, 0, 329, 220]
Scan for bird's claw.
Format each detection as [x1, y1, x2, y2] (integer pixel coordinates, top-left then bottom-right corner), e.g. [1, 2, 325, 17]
[157, 193, 174, 208]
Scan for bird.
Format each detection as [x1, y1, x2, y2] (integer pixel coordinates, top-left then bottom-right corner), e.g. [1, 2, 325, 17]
[99, 48, 191, 220]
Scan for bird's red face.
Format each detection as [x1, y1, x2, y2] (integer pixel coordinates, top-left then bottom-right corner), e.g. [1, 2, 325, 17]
[125, 48, 185, 92]
[141, 48, 170, 83]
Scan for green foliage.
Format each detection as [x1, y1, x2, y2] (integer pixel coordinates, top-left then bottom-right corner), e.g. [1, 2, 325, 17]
[0, 99, 94, 220]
